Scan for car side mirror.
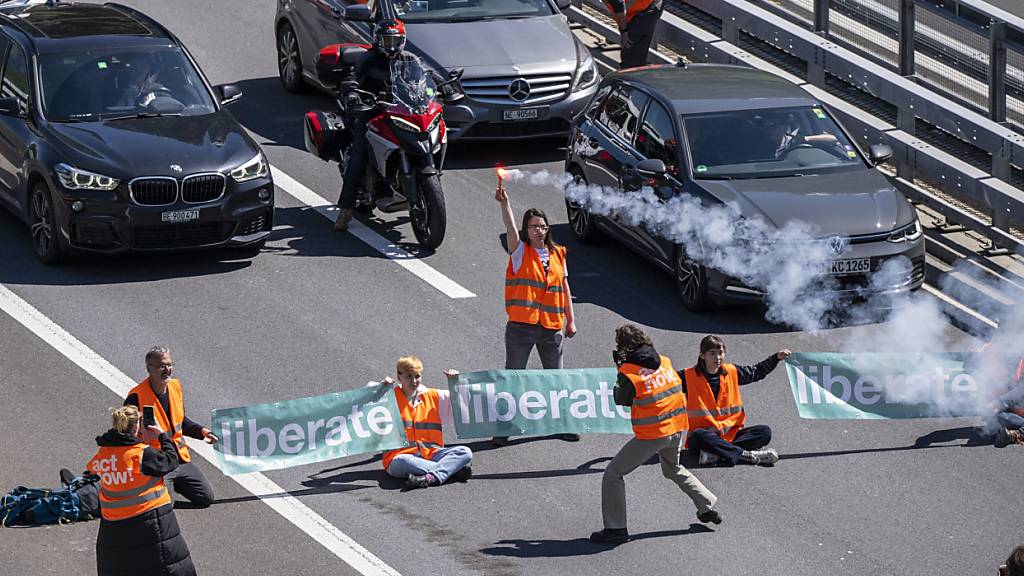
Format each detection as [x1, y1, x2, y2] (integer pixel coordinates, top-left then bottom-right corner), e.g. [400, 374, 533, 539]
[343, 4, 372, 21]
[554, 0, 572, 9]
[869, 143, 893, 165]
[636, 158, 667, 177]
[448, 68, 464, 80]
[0, 97, 23, 117]
[216, 84, 243, 105]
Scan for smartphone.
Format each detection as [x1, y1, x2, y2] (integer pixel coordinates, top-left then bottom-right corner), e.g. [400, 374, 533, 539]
[142, 405, 156, 427]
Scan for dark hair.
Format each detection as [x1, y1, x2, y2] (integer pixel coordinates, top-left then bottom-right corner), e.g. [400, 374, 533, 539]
[1007, 545, 1024, 576]
[519, 208, 558, 251]
[615, 324, 653, 359]
[696, 335, 726, 372]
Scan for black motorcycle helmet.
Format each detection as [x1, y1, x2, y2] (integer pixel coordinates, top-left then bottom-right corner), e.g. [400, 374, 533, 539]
[375, 18, 406, 58]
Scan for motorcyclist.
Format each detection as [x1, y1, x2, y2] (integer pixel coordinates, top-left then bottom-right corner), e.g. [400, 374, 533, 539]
[334, 18, 417, 232]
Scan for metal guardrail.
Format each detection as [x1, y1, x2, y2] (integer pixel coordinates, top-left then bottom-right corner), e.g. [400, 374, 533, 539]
[565, 0, 1024, 254]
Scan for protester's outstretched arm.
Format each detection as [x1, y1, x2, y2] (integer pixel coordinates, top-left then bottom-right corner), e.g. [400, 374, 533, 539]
[737, 349, 791, 385]
[496, 181, 519, 254]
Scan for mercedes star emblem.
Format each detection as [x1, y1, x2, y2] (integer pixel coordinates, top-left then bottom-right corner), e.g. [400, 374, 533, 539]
[828, 235, 846, 256]
[170, 164, 183, 173]
[508, 78, 531, 102]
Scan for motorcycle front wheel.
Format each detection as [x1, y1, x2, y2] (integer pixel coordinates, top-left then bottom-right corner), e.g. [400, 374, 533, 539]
[410, 174, 446, 249]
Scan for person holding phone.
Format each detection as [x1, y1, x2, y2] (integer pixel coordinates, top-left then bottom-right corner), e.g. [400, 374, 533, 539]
[492, 174, 579, 446]
[88, 405, 196, 576]
[124, 346, 218, 507]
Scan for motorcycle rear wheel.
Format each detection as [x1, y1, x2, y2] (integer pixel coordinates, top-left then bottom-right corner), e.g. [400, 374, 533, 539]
[410, 174, 446, 249]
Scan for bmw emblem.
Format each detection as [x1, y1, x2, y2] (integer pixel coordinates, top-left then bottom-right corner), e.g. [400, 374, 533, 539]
[827, 235, 846, 256]
[170, 164, 183, 173]
[508, 78, 531, 102]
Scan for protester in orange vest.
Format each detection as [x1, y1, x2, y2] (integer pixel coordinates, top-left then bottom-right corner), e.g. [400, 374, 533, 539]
[380, 356, 473, 491]
[88, 405, 196, 576]
[684, 335, 791, 467]
[591, 325, 720, 544]
[124, 346, 218, 507]
[603, 0, 663, 68]
[493, 176, 578, 446]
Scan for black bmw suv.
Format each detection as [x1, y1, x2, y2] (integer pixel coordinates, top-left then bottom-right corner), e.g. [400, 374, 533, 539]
[0, 1, 274, 263]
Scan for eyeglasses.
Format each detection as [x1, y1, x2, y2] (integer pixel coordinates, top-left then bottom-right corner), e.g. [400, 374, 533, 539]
[528, 225, 549, 232]
[148, 363, 173, 369]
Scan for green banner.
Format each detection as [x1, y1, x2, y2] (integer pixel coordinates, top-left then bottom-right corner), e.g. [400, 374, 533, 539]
[447, 369, 634, 438]
[211, 384, 408, 476]
[785, 352, 988, 419]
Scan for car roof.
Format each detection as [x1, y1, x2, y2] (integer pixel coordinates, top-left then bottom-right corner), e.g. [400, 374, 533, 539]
[608, 64, 819, 115]
[0, 1, 175, 53]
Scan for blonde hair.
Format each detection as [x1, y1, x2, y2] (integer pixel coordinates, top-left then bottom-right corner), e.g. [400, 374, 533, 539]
[396, 355, 423, 375]
[111, 405, 140, 434]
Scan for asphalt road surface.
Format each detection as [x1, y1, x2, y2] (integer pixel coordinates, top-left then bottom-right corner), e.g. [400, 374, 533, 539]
[1, 2, 1021, 576]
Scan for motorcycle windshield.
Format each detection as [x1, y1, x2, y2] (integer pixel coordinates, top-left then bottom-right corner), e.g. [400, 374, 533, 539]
[388, 58, 437, 114]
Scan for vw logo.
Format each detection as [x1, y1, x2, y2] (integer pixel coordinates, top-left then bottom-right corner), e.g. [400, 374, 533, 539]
[827, 235, 846, 256]
[508, 78, 531, 102]
[170, 164, 183, 173]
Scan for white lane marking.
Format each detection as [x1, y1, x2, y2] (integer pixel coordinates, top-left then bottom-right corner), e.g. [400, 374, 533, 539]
[0, 283, 401, 576]
[922, 284, 998, 329]
[271, 167, 476, 299]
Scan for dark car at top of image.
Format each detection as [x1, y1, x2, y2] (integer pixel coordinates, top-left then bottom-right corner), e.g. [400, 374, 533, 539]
[0, 1, 274, 264]
[564, 63, 925, 312]
[275, 0, 599, 140]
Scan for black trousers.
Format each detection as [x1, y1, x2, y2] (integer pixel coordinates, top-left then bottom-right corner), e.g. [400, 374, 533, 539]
[688, 425, 772, 466]
[338, 121, 368, 209]
[165, 461, 215, 507]
[620, 5, 663, 69]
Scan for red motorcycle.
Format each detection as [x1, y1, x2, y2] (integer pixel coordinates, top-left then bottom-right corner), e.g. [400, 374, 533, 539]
[304, 44, 463, 249]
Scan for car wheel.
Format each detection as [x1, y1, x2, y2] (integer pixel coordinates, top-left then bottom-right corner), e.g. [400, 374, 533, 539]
[29, 184, 65, 265]
[674, 245, 712, 312]
[564, 170, 602, 244]
[277, 22, 307, 93]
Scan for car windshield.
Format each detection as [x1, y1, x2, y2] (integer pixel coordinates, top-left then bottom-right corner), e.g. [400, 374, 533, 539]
[388, 57, 437, 113]
[683, 106, 863, 179]
[393, 0, 555, 23]
[38, 47, 216, 122]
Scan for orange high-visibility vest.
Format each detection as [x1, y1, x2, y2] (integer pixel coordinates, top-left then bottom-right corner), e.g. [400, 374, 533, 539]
[382, 387, 445, 470]
[87, 443, 171, 521]
[505, 244, 566, 330]
[603, 0, 654, 24]
[684, 364, 746, 447]
[128, 379, 191, 463]
[619, 355, 687, 440]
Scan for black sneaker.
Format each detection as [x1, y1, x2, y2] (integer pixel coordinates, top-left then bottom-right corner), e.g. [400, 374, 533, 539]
[994, 427, 1012, 448]
[448, 466, 472, 483]
[402, 474, 431, 491]
[589, 528, 629, 544]
[697, 509, 723, 525]
[491, 436, 510, 446]
[59, 468, 75, 487]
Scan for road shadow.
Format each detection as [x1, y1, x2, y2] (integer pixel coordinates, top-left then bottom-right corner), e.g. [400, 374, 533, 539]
[300, 469, 405, 492]
[230, 77, 334, 152]
[480, 525, 713, 557]
[778, 443, 960, 461]
[263, 205, 437, 259]
[444, 138, 566, 170]
[913, 426, 993, 448]
[170, 479, 375, 507]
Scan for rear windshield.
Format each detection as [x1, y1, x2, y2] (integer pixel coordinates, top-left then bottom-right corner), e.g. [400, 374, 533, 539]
[683, 106, 864, 179]
[394, 0, 556, 23]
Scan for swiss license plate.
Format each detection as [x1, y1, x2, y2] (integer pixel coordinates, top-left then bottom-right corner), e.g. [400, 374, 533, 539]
[161, 209, 199, 223]
[818, 258, 871, 276]
[503, 107, 541, 121]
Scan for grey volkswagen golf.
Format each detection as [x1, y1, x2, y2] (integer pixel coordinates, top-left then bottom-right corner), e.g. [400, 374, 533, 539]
[275, 0, 599, 139]
[564, 63, 925, 312]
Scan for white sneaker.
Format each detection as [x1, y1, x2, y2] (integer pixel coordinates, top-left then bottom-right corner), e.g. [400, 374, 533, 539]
[747, 448, 779, 466]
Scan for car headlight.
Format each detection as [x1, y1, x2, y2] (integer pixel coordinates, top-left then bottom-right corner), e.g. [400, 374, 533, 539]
[392, 116, 422, 133]
[888, 219, 922, 242]
[230, 152, 269, 183]
[55, 163, 120, 191]
[572, 55, 598, 92]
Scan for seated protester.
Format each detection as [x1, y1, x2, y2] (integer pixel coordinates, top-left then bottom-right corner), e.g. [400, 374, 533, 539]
[964, 334, 1024, 447]
[380, 356, 473, 491]
[682, 335, 791, 467]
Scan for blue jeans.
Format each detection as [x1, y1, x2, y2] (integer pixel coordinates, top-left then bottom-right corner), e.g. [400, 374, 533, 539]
[386, 446, 472, 484]
[997, 411, 1024, 431]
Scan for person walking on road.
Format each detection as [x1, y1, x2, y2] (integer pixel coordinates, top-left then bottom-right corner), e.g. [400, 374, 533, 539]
[493, 176, 578, 446]
[603, 0, 664, 69]
[124, 346, 218, 507]
[380, 356, 473, 490]
[88, 405, 196, 576]
[684, 335, 791, 467]
[591, 325, 720, 545]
